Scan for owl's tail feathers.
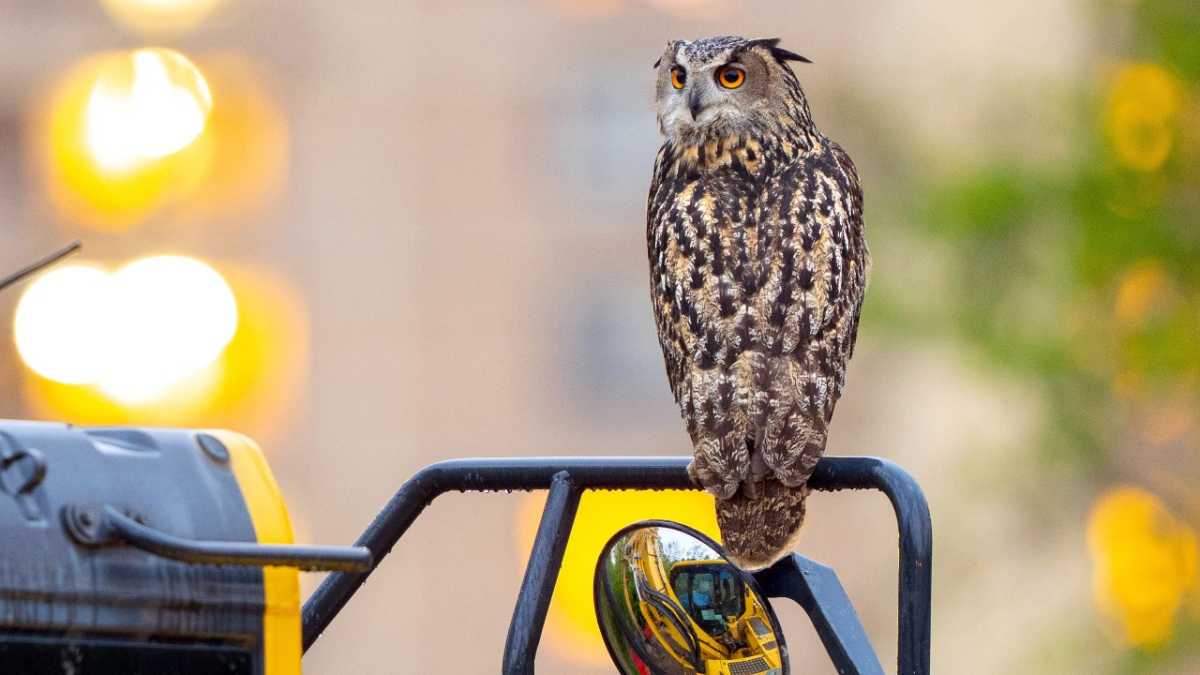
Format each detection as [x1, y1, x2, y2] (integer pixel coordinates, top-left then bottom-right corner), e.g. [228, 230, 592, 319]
[716, 480, 809, 571]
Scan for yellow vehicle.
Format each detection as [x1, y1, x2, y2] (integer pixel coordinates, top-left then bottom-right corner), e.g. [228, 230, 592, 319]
[619, 528, 784, 675]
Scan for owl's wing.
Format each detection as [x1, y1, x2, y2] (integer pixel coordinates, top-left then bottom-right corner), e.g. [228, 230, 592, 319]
[749, 139, 868, 487]
[717, 141, 868, 570]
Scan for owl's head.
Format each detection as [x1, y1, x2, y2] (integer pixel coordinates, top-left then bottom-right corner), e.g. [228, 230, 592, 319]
[654, 36, 812, 140]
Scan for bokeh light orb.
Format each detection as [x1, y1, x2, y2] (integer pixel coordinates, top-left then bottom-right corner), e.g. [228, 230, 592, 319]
[100, 256, 238, 404]
[21, 265, 308, 447]
[14, 265, 115, 385]
[12, 256, 237, 405]
[35, 48, 214, 231]
[100, 0, 224, 35]
[85, 49, 212, 173]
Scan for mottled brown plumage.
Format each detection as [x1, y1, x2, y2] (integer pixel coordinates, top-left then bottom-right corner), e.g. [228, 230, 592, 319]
[647, 36, 869, 569]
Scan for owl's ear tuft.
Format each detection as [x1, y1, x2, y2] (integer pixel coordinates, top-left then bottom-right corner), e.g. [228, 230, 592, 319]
[745, 38, 782, 51]
[772, 47, 812, 64]
[745, 38, 812, 65]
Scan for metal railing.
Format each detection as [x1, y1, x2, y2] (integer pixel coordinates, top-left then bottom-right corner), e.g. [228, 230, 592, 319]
[300, 456, 932, 675]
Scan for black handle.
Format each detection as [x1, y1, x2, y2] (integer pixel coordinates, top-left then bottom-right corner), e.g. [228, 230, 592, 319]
[65, 504, 373, 573]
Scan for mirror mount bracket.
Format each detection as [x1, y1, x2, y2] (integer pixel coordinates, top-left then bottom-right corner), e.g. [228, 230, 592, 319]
[755, 553, 887, 675]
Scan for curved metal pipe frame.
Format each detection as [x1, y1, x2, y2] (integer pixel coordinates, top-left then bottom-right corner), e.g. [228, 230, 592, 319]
[300, 456, 932, 675]
[100, 506, 373, 573]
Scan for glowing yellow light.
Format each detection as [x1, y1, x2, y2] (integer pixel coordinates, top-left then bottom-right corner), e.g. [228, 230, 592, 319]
[35, 51, 285, 232]
[14, 265, 115, 385]
[84, 49, 212, 173]
[84, 50, 211, 172]
[100, 0, 223, 34]
[100, 256, 237, 404]
[12, 256, 236, 405]
[34, 49, 214, 231]
[517, 489, 719, 666]
[21, 266, 308, 446]
[1087, 486, 1198, 649]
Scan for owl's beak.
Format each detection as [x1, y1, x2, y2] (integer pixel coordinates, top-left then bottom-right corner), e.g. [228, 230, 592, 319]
[687, 88, 704, 119]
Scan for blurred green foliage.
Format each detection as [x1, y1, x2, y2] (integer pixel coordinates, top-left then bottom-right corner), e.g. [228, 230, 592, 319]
[885, 0, 1199, 472]
[862, 0, 1200, 668]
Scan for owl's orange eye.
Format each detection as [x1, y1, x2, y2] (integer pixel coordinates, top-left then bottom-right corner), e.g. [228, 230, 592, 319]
[670, 66, 687, 90]
[717, 65, 745, 89]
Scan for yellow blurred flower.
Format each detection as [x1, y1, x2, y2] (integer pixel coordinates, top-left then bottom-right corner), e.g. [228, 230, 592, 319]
[1104, 63, 1184, 172]
[1113, 260, 1172, 328]
[1087, 486, 1198, 648]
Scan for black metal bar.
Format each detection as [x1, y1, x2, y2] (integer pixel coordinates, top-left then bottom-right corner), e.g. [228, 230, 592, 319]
[301, 456, 697, 651]
[756, 554, 885, 675]
[300, 455, 932, 675]
[502, 471, 582, 674]
[0, 242, 81, 293]
[866, 460, 932, 675]
[102, 506, 373, 572]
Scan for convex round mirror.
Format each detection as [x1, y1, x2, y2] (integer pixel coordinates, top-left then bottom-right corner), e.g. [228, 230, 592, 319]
[594, 520, 788, 675]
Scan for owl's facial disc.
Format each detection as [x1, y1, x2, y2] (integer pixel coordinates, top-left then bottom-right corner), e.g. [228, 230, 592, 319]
[688, 64, 748, 121]
[655, 40, 773, 138]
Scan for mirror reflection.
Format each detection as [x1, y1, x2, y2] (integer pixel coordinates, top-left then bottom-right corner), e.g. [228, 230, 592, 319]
[594, 521, 787, 675]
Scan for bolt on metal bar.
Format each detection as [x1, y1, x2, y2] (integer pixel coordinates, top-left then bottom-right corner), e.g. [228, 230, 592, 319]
[502, 471, 582, 674]
[103, 506, 373, 572]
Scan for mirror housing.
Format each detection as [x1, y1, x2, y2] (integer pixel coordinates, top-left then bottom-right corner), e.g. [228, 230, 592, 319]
[593, 519, 788, 675]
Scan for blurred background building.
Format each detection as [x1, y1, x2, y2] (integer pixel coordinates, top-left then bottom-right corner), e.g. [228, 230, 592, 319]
[1, 0, 1197, 672]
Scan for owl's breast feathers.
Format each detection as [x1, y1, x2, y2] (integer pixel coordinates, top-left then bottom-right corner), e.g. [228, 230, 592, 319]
[647, 127, 868, 505]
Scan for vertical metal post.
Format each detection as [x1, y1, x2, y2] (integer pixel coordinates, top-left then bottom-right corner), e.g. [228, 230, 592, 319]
[871, 461, 932, 675]
[811, 457, 932, 675]
[502, 471, 582, 674]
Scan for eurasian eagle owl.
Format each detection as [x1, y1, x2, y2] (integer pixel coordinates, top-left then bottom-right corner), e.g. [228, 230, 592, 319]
[647, 36, 869, 569]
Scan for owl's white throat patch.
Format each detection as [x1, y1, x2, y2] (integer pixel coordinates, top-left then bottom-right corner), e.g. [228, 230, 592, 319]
[661, 106, 748, 146]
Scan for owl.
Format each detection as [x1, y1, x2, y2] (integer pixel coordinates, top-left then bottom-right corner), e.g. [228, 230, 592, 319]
[647, 36, 869, 570]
